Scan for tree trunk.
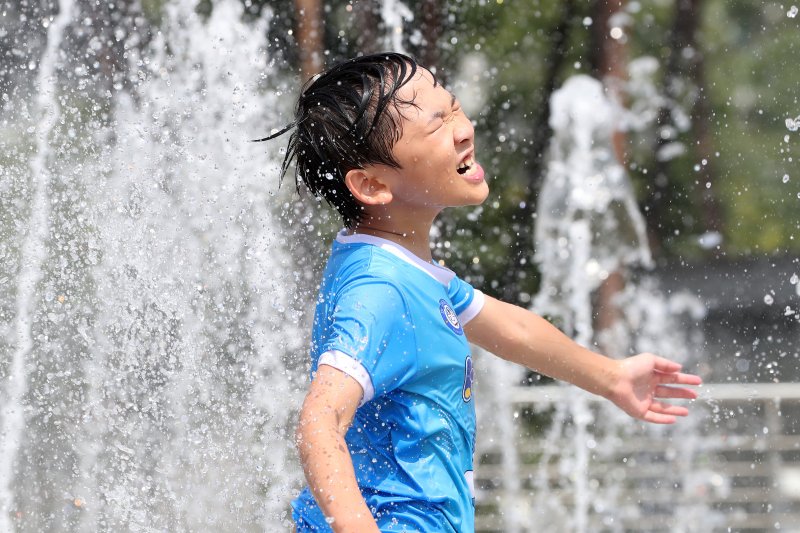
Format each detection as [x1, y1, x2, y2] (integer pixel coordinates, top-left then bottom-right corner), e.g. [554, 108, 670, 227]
[353, 0, 381, 54]
[647, 0, 722, 251]
[418, 0, 442, 70]
[294, 0, 324, 82]
[684, 0, 723, 236]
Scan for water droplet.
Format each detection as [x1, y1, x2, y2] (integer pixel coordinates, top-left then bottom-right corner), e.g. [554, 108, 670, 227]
[788, 5, 798, 17]
[764, 294, 774, 305]
[783, 174, 790, 183]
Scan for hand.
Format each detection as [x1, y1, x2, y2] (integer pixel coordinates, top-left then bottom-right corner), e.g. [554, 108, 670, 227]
[608, 353, 702, 424]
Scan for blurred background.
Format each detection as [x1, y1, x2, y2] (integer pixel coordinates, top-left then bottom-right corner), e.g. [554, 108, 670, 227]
[1, 0, 798, 531]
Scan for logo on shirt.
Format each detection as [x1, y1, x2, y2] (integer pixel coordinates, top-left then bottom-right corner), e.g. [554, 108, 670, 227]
[439, 299, 463, 336]
[462, 355, 474, 402]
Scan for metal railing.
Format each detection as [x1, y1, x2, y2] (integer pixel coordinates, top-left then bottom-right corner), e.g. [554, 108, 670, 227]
[474, 383, 800, 533]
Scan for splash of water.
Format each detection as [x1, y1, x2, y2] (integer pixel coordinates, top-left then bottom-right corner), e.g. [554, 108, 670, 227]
[381, 0, 414, 53]
[0, 1, 76, 529]
[474, 353, 524, 532]
[528, 75, 703, 531]
[2, 1, 303, 530]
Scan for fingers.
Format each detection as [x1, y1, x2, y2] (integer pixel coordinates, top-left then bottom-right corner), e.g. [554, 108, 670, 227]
[656, 371, 703, 386]
[642, 411, 677, 424]
[680, 372, 703, 385]
[650, 356, 703, 384]
[641, 402, 690, 424]
[652, 356, 682, 373]
[655, 385, 699, 400]
[650, 401, 689, 417]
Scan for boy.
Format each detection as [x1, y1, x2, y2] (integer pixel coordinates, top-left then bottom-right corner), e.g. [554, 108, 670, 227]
[261, 52, 701, 532]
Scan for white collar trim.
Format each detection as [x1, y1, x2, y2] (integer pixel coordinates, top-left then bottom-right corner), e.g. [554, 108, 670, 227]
[336, 229, 455, 286]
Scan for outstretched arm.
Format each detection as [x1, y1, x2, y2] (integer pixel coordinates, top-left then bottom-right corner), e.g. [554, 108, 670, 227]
[295, 365, 380, 532]
[464, 295, 702, 424]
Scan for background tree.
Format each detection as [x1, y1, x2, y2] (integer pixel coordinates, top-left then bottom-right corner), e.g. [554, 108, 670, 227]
[646, 0, 724, 255]
[294, 0, 324, 81]
[256, 0, 799, 291]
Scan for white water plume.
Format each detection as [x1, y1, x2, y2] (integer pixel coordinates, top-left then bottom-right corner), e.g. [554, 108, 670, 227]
[529, 75, 703, 531]
[0, 1, 76, 529]
[1, 1, 304, 530]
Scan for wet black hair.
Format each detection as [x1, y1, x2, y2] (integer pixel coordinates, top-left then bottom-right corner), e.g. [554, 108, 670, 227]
[256, 52, 424, 228]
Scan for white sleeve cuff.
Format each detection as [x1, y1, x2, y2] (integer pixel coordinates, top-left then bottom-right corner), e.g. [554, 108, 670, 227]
[457, 289, 485, 326]
[318, 350, 375, 406]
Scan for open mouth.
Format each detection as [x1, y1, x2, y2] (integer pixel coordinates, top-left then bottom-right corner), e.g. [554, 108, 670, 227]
[457, 156, 475, 175]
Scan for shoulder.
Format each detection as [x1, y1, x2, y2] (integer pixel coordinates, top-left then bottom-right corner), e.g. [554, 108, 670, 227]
[326, 241, 415, 291]
[319, 252, 408, 314]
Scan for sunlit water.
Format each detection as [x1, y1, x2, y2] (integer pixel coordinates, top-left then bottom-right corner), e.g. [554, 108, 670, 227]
[1, 1, 303, 530]
[1, 0, 79, 527]
[3, 1, 798, 532]
[525, 75, 709, 532]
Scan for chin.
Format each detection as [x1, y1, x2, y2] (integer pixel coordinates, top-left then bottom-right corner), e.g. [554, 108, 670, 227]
[469, 182, 490, 205]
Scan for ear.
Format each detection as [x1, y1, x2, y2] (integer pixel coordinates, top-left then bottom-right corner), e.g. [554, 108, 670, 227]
[344, 168, 393, 206]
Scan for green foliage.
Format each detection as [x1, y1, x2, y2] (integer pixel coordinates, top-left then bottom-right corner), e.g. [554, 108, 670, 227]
[258, 0, 798, 287]
[442, 0, 800, 268]
[702, 0, 800, 254]
[141, 0, 167, 25]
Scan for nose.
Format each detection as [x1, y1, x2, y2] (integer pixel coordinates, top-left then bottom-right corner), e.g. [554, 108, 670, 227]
[453, 114, 474, 145]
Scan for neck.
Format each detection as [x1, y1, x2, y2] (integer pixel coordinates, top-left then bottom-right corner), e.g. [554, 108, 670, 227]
[353, 218, 434, 261]
[356, 224, 407, 238]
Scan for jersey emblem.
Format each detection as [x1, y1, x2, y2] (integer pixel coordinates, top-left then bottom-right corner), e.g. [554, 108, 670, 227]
[439, 299, 463, 335]
[462, 355, 474, 402]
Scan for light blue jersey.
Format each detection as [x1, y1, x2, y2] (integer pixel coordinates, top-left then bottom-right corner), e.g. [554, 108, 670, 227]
[292, 230, 485, 532]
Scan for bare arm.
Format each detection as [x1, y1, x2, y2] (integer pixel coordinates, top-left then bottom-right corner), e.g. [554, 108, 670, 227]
[295, 365, 380, 532]
[464, 295, 702, 424]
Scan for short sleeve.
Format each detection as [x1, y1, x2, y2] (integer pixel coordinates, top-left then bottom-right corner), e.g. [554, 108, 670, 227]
[447, 276, 485, 326]
[316, 280, 417, 405]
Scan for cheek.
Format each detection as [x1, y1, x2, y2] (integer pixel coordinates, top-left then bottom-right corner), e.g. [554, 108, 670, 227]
[428, 138, 456, 166]
[409, 152, 442, 171]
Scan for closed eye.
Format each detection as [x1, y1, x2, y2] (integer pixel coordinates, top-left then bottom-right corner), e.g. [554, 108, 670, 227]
[426, 120, 444, 136]
[427, 98, 462, 134]
[427, 94, 459, 131]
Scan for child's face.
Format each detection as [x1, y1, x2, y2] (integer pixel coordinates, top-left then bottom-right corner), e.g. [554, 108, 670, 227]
[372, 69, 489, 213]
